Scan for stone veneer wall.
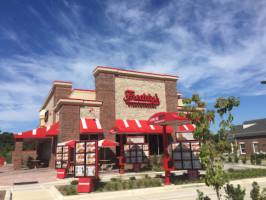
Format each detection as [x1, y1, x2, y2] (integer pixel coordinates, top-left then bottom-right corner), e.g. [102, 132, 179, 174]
[115, 77, 166, 120]
[80, 106, 100, 119]
[95, 72, 116, 162]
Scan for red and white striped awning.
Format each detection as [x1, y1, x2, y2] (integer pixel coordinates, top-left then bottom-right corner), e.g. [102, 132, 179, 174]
[98, 139, 118, 147]
[57, 140, 77, 147]
[80, 118, 102, 133]
[109, 119, 173, 134]
[46, 122, 59, 136]
[14, 126, 51, 139]
[178, 124, 196, 132]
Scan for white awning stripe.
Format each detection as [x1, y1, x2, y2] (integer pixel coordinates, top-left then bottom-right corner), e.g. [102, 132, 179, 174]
[192, 124, 196, 128]
[150, 125, 155, 130]
[135, 120, 142, 128]
[123, 120, 129, 128]
[46, 126, 50, 131]
[183, 125, 189, 131]
[95, 118, 102, 129]
[79, 183, 90, 185]
[32, 129, 37, 135]
[81, 118, 87, 129]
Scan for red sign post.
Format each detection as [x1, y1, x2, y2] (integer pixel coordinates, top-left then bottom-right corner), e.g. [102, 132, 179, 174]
[147, 112, 190, 185]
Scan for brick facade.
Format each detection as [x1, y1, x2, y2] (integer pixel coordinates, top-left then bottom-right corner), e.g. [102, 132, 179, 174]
[95, 72, 117, 161]
[165, 80, 179, 141]
[58, 104, 80, 143]
[236, 136, 266, 157]
[13, 139, 23, 170]
[12, 150, 37, 166]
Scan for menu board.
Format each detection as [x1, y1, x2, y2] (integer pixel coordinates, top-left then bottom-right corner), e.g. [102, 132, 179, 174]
[126, 136, 145, 144]
[124, 143, 150, 164]
[171, 141, 202, 170]
[74, 140, 98, 178]
[55, 145, 70, 169]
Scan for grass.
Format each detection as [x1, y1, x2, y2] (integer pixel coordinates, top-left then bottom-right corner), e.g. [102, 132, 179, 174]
[0, 190, 6, 200]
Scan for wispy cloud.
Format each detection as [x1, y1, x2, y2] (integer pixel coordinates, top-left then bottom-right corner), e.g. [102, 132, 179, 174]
[0, 0, 266, 132]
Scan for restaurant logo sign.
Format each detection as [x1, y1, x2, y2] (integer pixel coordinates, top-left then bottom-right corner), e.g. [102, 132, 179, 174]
[123, 90, 160, 108]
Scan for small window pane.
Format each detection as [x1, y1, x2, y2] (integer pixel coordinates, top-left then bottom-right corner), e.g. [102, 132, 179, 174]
[253, 143, 259, 153]
[240, 144, 245, 154]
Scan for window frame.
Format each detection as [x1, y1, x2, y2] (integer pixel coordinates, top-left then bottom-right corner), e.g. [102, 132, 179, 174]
[252, 142, 260, 154]
[239, 142, 246, 154]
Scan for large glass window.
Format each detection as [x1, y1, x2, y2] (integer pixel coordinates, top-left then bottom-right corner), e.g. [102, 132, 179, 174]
[239, 143, 246, 154]
[253, 142, 260, 153]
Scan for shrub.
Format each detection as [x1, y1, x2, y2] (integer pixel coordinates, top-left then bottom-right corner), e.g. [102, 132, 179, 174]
[144, 174, 150, 179]
[250, 181, 260, 200]
[110, 177, 117, 182]
[105, 183, 112, 191]
[136, 180, 143, 188]
[256, 156, 262, 165]
[70, 180, 78, 185]
[151, 154, 158, 166]
[251, 153, 257, 165]
[259, 153, 265, 159]
[66, 186, 78, 196]
[129, 176, 136, 181]
[228, 156, 232, 163]
[196, 190, 211, 200]
[121, 182, 127, 190]
[128, 181, 134, 189]
[112, 183, 119, 191]
[241, 156, 247, 164]
[224, 183, 245, 200]
[234, 155, 239, 163]
[155, 174, 163, 178]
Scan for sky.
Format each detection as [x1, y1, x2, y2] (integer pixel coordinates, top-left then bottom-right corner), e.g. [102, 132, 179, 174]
[0, 0, 266, 135]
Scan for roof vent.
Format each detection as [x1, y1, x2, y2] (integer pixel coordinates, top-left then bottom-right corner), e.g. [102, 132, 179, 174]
[243, 123, 256, 129]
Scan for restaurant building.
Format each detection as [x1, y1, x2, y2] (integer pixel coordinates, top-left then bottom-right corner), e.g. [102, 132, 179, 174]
[13, 66, 195, 170]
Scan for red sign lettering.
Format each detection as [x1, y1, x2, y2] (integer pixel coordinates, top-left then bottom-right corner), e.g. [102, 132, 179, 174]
[123, 90, 160, 108]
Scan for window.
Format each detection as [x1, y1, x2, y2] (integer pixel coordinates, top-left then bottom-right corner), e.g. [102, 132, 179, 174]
[253, 142, 260, 153]
[239, 143, 246, 154]
[45, 110, 49, 122]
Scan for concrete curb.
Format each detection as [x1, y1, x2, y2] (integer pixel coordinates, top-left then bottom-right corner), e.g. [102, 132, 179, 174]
[4, 188, 11, 200]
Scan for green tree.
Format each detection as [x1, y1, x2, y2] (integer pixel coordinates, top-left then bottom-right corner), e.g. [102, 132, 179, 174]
[180, 94, 240, 200]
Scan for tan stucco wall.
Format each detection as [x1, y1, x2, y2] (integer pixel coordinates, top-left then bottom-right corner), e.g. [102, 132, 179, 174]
[43, 96, 54, 126]
[178, 99, 184, 107]
[80, 106, 100, 119]
[69, 90, 96, 100]
[115, 77, 167, 120]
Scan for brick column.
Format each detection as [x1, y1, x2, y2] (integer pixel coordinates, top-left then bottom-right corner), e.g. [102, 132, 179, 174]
[13, 139, 23, 170]
[165, 80, 178, 142]
[95, 72, 117, 162]
[58, 105, 80, 143]
[48, 137, 56, 168]
[53, 86, 72, 123]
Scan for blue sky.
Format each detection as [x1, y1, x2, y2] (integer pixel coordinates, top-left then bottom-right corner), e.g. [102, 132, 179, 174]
[0, 0, 266, 134]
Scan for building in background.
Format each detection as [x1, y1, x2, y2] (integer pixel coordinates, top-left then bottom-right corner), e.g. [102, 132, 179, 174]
[228, 118, 266, 157]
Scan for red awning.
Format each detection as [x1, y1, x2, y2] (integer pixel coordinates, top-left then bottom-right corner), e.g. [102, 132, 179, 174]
[80, 118, 102, 133]
[108, 119, 172, 134]
[178, 124, 196, 132]
[15, 126, 50, 139]
[147, 112, 190, 126]
[98, 139, 118, 147]
[46, 122, 59, 136]
[57, 140, 77, 147]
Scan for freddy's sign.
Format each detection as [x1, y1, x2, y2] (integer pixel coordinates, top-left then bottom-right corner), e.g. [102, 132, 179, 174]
[123, 90, 160, 108]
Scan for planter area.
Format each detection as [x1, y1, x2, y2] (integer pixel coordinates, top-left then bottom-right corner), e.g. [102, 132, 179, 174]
[55, 168, 266, 196]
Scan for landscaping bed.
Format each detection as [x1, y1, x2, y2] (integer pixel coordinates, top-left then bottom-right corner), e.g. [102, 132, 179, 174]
[55, 168, 266, 196]
[0, 190, 6, 200]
